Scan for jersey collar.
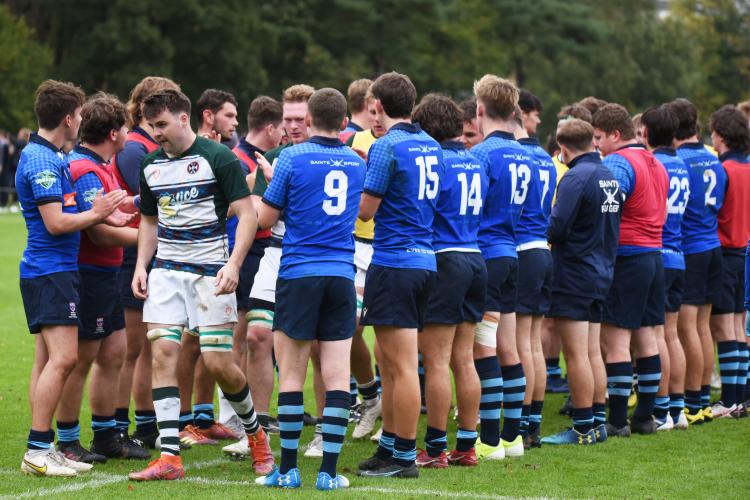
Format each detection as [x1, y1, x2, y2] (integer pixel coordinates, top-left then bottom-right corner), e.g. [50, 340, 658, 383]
[29, 132, 63, 153]
[485, 130, 515, 141]
[615, 143, 646, 152]
[133, 126, 158, 146]
[653, 146, 676, 156]
[568, 151, 600, 168]
[677, 141, 705, 150]
[308, 136, 344, 147]
[719, 150, 748, 163]
[348, 122, 364, 132]
[440, 140, 465, 151]
[518, 137, 540, 147]
[238, 137, 265, 156]
[73, 145, 107, 164]
[389, 122, 421, 134]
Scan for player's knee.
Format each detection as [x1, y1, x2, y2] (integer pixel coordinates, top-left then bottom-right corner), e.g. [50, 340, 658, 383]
[474, 317, 498, 350]
[51, 351, 78, 376]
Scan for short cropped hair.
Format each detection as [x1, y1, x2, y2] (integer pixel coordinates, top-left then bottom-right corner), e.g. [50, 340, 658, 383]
[370, 72, 417, 119]
[473, 74, 518, 120]
[79, 92, 128, 145]
[307, 88, 348, 132]
[710, 105, 750, 153]
[282, 84, 315, 103]
[578, 96, 608, 117]
[34, 80, 85, 130]
[641, 105, 678, 149]
[519, 89, 542, 113]
[126, 76, 181, 129]
[196, 89, 238, 124]
[142, 89, 192, 120]
[592, 103, 635, 140]
[247, 96, 283, 132]
[557, 103, 593, 124]
[459, 98, 477, 123]
[557, 118, 594, 152]
[738, 101, 750, 121]
[347, 79, 373, 114]
[665, 98, 698, 140]
[412, 93, 463, 144]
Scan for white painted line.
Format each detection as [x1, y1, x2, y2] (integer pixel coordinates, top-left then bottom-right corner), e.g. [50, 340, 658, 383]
[10, 473, 122, 498]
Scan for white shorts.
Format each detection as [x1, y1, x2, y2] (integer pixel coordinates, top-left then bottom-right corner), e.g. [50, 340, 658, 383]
[249, 245, 281, 304]
[354, 240, 373, 289]
[143, 268, 237, 330]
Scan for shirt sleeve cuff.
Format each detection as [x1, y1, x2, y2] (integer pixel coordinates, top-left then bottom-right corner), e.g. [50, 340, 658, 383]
[363, 188, 384, 198]
[261, 197, 284, 210]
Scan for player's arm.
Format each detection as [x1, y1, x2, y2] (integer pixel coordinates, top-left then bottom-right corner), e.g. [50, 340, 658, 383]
[603, 155, 633, 201]
[547, 173, 584, 244]
[87, 224, 138, 247]
[258, 152, 291, 230]
[358, 140, 390, 221]
[358, 194, 381, 222]
[132, 214, 157, 300]
[39, 190, 127, 235]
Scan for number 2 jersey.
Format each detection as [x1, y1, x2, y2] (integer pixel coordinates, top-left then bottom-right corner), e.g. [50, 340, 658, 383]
[654, 147, 690, 269]
[262, 136, 365, 280]
[364, 123, 442, 271]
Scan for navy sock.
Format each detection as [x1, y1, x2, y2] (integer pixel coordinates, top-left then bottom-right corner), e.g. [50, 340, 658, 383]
[669, 393, 685, 422]
[393, 436, 417, 467]
[92, 414, 116, 443]
[135, 410, 158, 435]
[653, 396, 670, 420]
[520, 404, 531, 438]
[193, 403, 215, 430]
[424, 426, 447, 457]
[572, 407, 594, 434]
[377, 430, 395, 460]
[500, 363, 525, 443]
[633, 355, 661, 421]
[685, 390, 702, 414]
[701, 384, 711, 409]
[737, 342, 749, 404]
[606, 362, 632, 427]
[178, 411, 193, 431]
[28, 429, 54, 451]
[358, 379, 379, 402]
[278, 391, 304, 474]
[474, 356, 502, 446]
[593, 402, 607, 427]
[529, 400, 544, 433]
[546, 357, 562, 379]
[114, 407, 130, 433]
[717, 341, 739, 406]
[456, 427, 477, 452]
[320, 390, 349, 477]
[56, 420, 79, 445]
[374, 364, 382, 395]
[349, 377, 358, 407]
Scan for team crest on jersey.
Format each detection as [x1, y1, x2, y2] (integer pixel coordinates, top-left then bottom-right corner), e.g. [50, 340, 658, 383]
[186, 161, 200, 175]
[83, 187, 99, 204]
[147, 168, 161, 181]
[34, 170, 57, 190]
[68, 302, 77, 319]
[95, 317, 104, 334]
[600, 180, 621, 213]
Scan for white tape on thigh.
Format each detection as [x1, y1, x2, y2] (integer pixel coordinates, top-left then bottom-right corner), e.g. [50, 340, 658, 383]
[199, 329, 233, 352]
[146, 327, 182, 344]
[247, 309, 274, 329]
[475, 319, 498, 349]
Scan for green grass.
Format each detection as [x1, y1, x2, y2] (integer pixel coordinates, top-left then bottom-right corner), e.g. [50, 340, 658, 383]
[0, 212, 748, 499]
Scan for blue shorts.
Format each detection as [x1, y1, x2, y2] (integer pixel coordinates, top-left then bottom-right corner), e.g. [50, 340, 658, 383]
[603, 251, 664, 329]
[20, 271, 80, 334]
[424, 252, 487, 325]
[712, 247, 745, 315]
[361, 264, 434, 330]
[235, 238, 269, 311]
[516, 248, 552, 315]
[683, 247, 722, 306]
[484, 257, 518, 314]
[274, 276, 356, 341]
[79, 268, 125, 340]
[664, 267, 684, 314]
[548, 293, 603, 323]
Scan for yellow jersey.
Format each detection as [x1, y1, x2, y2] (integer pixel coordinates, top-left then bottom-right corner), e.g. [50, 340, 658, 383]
[552, 155, 569, 205]
[351, 130, 378, 240]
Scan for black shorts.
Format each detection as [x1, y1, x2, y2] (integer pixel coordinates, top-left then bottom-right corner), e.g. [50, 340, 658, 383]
[484, 257, 518, 314]
[516, 248, 552, 315]
[361, 264, 434, 330]
[424, 252, 487, 324]
[236, 238, 269, 311]
[683, 247, 723, 306]
[712, 247, 745, 315]
[78, 269, 125, 340]
[548, 293, 603, 323]
[20, 271, 80, 334]
[664, 267, 685, 313]
[603, 252, 664, 329]
[274, 276, 356, 341]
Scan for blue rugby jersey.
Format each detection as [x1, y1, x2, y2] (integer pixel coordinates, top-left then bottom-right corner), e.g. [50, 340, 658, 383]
[431, 141, 487, 252]
[15, 133, 80, 278]
[516, 137, 556, 246]
[474, 131, 534, 259]
[263, 136, 365, 280]
[363, 123, 442, 271]
[654, 147, 689, 270]
[676, 142, 727, 255]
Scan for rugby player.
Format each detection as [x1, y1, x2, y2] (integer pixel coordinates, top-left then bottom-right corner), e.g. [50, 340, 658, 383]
[459, 98, 483, 149]
[518, 90, 542, 137]
[340, 78, 374, 140]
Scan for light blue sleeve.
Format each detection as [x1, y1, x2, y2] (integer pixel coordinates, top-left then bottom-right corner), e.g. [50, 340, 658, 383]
[603, 154, 634, 198]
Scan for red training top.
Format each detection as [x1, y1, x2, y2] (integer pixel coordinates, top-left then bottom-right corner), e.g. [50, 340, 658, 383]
[718, 155, 750, 248]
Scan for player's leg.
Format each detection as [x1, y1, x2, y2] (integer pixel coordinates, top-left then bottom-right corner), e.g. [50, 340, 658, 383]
[542, 318, 567, 393]
[304, 342, 325, 457]
[246, 309, 275, 429]
[29, 335, 48, 413]
[710, 312, 738, 414]
[449, 322, 480, 464]
[734, 313, 748, 416]
[588, 319, 607, 440]
[665, 311, 687, 426]
[653, 326, 672, 429]
[601, 323, 633, 435]
[528, 315, 547, 447]
[175, 331, 212, 446]
[697, 304, 715, 415]
[678, 305, 704, 421]
[473, 314, 502, 455]
[515, 313, 534, 441]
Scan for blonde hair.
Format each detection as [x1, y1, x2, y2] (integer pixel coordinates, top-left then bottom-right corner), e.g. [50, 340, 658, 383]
[473, 74, 518, 120]
[282, 84, 315, 103]
[126, 76, 180, 129]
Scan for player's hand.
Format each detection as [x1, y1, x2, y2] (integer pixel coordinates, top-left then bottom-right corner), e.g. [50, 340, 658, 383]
[254, 152, 274, 182]
[92, 189, 127, 220]
[200, 130, 222, 142]
[353, 147, 368, 162]
[104, 209, 135, 227]
[132, 266, 149, 300]
[214, 262, 239, 296]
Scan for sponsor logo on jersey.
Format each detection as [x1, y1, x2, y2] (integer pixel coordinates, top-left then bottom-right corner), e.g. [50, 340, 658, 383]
[158, 194, 177, 218]
[83, 187, 99, 204]
[63, 192, 77, 207]
[187, 161, 200, 175]
[408, 145, 439, 154]
[34, 170, 57, 190]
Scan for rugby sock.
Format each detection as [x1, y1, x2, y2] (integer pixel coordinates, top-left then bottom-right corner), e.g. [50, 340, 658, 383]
[223, 384, 260, 435]
[456, 428, 477, 452]
[92, 415, 116, 443]
[653, 396, 670, 421]
[376, 430, 395, 460]
[520, 404, 531, 438]
[633, 355, 661, 421]
[424, 426, 447, 457]
[178, 411, 193, 431]
[737, 342, 748, 404]
[218, 388, 237, 424]
[375, 364, 383, 394]
[474, 356, 502, 446]
[135, 410, 158, 436]
[700, 384, 711, 409]
[153, 386, 180, 456]
[357, 379, 379, 402]
[685, 390, 702, 415]
[349, 377, 358, 407]
[606, 362, 632, 428]
[393, 436, 417, 467]
[277, 391, 304, 474]
[320, 390, 349, 477]
[669, 393, 685, 422]
[593, 402, 607, 427]
[546, 357, 562, 380]
[500, 363, 525, 443]
[193, 403, 215, 430]
[114, 407, 130, 433]
[28, 429, 54, 451]
[56, 420, 79, 445]
[717, 340, 739, 406]
[529, 400, 544, 434]
[572, 407, 594, 434]
[418, 353, 426, 408]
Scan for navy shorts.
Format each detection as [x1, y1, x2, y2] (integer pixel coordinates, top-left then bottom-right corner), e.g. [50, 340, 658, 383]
[236, 238, 269, 311]
[485, 257, 518, 314]
[683, 247, 723, 306]
[664, 267, 685, 313]
[548, 293, 603, 323]
[516, 248, 552, 315]
[712, 247, 745, 315]
[20, 271, 80, 334]
[274, 276, 356, 341]
[603, 252, 665, 329]
[361, 264, 434, 330]
[79, 269, 125, 340]
[424, 252, 487, 324]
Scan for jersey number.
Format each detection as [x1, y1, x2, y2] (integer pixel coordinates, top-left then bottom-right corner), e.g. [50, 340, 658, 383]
[703, 169, 717, 207]
[456, 172, 483, 215]
[508, 163, 531, 205]
[416, 155, 439, 200]
[667, 176, 690, 215]
[539, 169, 550, 208]
[322, 170, 348, 216]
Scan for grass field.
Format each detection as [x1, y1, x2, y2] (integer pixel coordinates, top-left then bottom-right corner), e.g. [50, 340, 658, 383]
[0, 212, 748, 499]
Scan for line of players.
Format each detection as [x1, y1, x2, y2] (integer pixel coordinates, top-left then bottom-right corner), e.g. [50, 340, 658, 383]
[15, 72, 750, 488]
